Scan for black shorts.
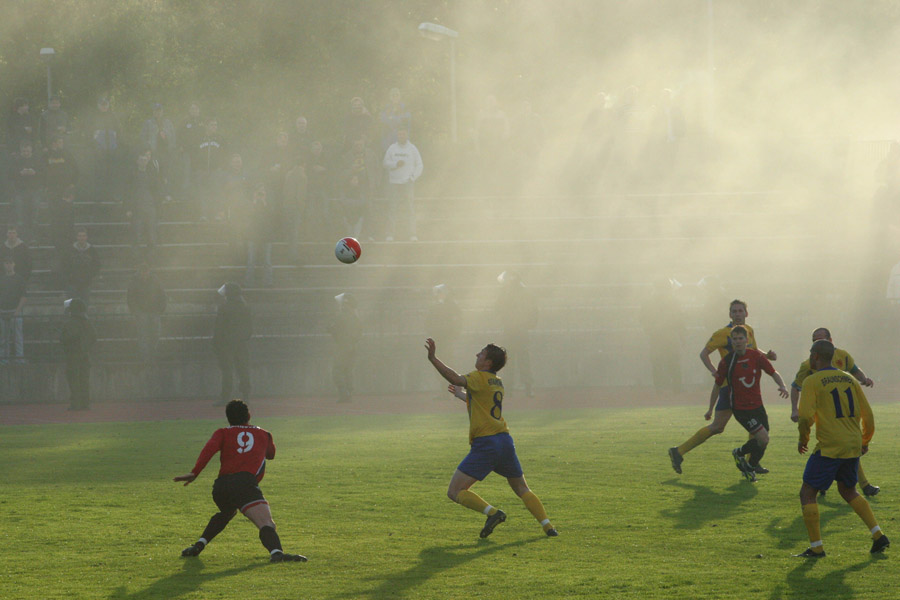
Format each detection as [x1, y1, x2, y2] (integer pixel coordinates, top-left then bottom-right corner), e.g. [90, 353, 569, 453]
[212, 472, 267, 514]
[732, 407, 769, 435]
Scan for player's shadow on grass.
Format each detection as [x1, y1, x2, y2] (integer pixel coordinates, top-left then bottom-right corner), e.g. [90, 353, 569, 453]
[768, 555, 883, 600]
[659, 479, 758, 530]
[330, 537, 541, 600]
[107, 557, 265, 600]
[763, 497, 852, 551]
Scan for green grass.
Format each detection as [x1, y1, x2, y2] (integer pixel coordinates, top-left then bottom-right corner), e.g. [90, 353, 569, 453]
[2, 403, 898, 599]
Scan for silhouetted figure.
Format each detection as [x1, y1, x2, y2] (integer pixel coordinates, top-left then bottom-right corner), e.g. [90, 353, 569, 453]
[328, 293, 362, 403]
[213, 283, 252, 406]
[495, 271, 537, 396]
[61, 298, 96, 410]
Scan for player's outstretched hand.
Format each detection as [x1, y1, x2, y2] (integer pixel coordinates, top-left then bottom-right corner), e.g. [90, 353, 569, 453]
[174, 473, 197, 486]
[425, 338, 436, 360]
[777, 385, 789, 399]
[766, 350, 777, 361]
[862, 445, 869, 455]
[798, 443, 807, 455]
[704, 409, 713, 421]
[790, 410, 799, 423]
[862, 377, 874, 387]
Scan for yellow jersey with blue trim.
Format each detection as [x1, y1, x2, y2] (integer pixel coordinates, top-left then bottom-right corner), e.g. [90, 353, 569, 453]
[791, 348, 858, 391]
[798, 367, 874, 458]
[705, 323, 758, 359]
[464, 370, 510, 444]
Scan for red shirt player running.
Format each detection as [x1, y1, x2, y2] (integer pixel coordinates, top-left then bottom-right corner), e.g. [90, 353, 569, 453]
[173, 400, 307, 563]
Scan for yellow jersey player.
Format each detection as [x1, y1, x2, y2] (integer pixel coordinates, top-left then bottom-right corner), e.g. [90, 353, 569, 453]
[669, 299, 777, 474]
[794, 339, 889, 558]
[425, 337, 557, 538]
[790, 327, 878, 498]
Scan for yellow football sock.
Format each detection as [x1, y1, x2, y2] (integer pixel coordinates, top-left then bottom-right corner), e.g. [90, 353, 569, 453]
[858, 464, 869, 488]
[801, 503, 823, 550]
[849, 496, 882, 537]
[677, 427, 713, 456]
[520, 491, 553, 530]
[456, 489, 496, 515]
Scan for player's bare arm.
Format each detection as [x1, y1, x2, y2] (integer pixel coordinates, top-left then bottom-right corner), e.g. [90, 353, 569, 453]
[448, 384, 467, 402]
[173, 473, 197, 486]
[770, 371, 789, 398]
[854, 369, 874, 387]
[425, 338, 466, 387]
[699, 347, 717, 376]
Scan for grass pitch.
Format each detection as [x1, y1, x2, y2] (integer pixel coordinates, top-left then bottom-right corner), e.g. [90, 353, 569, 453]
[2, 401, 898, 599]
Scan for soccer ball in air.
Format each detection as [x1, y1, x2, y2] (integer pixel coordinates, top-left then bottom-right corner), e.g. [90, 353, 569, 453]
[335, 237, 362, 264]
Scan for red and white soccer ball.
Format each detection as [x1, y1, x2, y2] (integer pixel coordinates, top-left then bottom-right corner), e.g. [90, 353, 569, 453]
[335, 237, 362, 264]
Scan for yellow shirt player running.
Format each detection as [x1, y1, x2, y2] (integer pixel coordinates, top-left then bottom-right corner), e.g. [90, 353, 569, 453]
[789, 327, 879, 498]
[793, 339, 888, 558]
[425, 337, 557, 538]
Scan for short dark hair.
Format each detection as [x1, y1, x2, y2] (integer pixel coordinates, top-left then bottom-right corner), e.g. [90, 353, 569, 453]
[812, 327, 831, 341]
[730, 325, 748, 338]
[225, 400, 250, 425]
[810, 339, 835, 363]
[730, 299, 747, 311]
[484, 344, 507, 372]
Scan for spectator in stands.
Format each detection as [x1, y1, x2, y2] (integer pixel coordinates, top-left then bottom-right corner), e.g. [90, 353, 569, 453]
[90, 97, 122, 202]
[328, 292, 361, 403]
[0, 256, 27, 364]
[178, 102, 203, 198]
[382, 126, 423, 242]
[44, 135, 79, 253]
[213, 282, 252, 406]
[192, 117, 225, 222]
[61, 297, 96, 410]
[344, 96, 373, 150]
[425, 283, 463, 398]
[495, 271, 537, 397]
[291, 116, 312, 167]
[126, 262, 167, 361]
[8, 140, 44, 243]
[339, 137, 377, 239]
[306, 140, 332, 240]
[262, 131, 292, 217]
[139, 103, 176, 200]
[245, 185, 275, 288]
[61, 228, 101, 307]
[379, 87, 411, 153]
[7, 98, 35, 151]
[125, 148, 162, 258]
[39, 95, 68, 150]
[283, 162, 307, 263]
[0, 226, 33, 283]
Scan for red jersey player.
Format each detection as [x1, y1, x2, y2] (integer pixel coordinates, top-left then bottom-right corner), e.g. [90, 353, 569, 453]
[715, 326, 789, 481]
[173, 400, 306, 563]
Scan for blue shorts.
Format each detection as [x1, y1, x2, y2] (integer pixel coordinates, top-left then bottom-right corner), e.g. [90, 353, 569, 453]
[714, 385, 732, 411]
[457, 432, 524, 481]
[803, 451, 859, 491]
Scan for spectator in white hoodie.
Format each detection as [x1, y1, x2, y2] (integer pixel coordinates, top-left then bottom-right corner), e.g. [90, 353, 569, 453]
[382, 126, 423, 241]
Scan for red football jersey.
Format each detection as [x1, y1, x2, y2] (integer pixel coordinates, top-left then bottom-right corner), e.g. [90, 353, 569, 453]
[715, 348, 776, 410]
[191, 425, 275, 482]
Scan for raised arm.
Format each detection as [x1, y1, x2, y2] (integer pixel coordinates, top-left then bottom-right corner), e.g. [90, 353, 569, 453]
[425, 338, 466, 387]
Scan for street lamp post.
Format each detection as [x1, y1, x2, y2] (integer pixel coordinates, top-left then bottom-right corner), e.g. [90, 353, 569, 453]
[40, 47, 55, 103]
[418, 23, 459, 143]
